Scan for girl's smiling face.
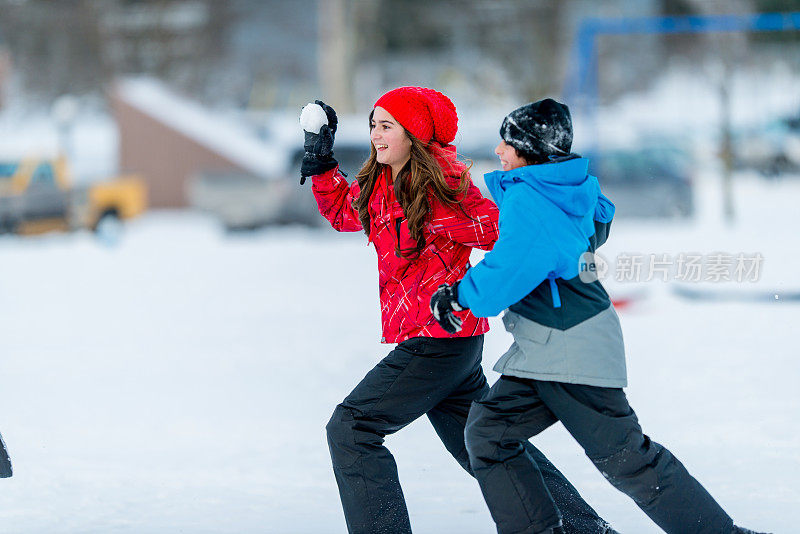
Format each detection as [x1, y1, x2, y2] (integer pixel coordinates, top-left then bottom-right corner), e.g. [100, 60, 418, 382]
[370, 106, 412, 175]
[495, 140, 528, 171]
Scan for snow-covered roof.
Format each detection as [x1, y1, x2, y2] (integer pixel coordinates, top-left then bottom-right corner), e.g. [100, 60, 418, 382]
[114, 77, 286, 179]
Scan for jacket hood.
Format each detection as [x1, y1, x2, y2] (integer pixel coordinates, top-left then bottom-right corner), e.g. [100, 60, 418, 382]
[429, 142, 467, 179]
[486, 157, 599, 217]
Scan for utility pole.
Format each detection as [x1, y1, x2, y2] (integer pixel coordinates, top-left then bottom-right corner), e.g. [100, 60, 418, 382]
[718, 66, 736, 225]
[317, 0, 354, 113]
[0, 48, 11, 111]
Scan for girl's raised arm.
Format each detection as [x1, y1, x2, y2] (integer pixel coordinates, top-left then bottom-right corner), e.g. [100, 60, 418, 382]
[311, 168, 363, 233]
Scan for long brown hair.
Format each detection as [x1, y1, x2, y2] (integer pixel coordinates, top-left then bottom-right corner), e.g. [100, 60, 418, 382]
[353, 116, 472, 258]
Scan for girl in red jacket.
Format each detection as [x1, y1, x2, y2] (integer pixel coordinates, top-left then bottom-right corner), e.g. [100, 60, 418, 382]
[300, 87, 613, 534]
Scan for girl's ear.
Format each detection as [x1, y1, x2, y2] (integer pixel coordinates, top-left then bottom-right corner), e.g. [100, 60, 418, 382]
[368, 109, 375, 130]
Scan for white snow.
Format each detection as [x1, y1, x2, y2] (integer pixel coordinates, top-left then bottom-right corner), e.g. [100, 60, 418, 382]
[299, 103, 329, 134]
[0, 168, 797, 533]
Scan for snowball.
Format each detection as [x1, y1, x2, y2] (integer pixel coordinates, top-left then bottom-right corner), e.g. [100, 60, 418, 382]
[299, 103, 328, 134]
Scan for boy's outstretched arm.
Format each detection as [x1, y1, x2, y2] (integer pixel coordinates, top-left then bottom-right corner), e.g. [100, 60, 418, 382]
[456, 187, 559, 318]
[592, 192, 615, 249]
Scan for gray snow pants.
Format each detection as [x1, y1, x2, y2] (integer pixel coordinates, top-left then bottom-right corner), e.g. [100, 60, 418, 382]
[465, 375, 735, 534]
[325, 335, 610, 534]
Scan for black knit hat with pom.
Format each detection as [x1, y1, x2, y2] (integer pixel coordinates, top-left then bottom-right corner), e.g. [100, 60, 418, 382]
[500, 98, 573, 165]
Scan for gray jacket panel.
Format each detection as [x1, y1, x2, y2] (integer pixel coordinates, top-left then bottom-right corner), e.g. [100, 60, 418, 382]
[493, 306, 627, 388]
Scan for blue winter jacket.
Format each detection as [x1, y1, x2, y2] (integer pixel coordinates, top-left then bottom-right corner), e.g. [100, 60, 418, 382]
[457, 157, 615, 317]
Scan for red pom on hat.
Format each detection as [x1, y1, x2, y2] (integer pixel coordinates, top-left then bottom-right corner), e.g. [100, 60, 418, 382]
[374, 86, 458, 145]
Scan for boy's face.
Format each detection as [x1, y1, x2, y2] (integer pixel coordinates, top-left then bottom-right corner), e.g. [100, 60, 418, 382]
[495, 141, 528, 171]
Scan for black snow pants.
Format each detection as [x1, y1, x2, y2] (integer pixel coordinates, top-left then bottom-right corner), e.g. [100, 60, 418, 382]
[465, 376, 735, 534]
[325, 335, 610, 534]
[0, 431, 11, 478]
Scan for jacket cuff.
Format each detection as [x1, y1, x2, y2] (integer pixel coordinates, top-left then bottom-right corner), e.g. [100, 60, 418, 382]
[454, 280, 469, 310]
[309, 164, 340, 184]
[302, 156, 338, 180]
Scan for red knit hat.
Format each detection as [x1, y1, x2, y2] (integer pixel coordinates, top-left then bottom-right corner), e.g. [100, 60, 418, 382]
[374, 86, 458, 145]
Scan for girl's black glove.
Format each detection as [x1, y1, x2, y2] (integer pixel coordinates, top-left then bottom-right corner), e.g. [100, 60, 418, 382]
[299, 100, 339, 184]
[430, 283, 465, 334]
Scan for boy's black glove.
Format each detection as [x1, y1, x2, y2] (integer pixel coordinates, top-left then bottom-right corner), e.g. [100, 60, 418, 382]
[430, 283, 465, 334]
[300, 100, 339, 184]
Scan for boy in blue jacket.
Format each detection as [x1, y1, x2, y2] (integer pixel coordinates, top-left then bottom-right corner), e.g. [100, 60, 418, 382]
[430, 99, 762, 534]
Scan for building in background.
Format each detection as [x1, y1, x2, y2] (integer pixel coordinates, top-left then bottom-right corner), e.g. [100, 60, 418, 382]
[112, 78, 285, 208]
[112, 77, 324, 229]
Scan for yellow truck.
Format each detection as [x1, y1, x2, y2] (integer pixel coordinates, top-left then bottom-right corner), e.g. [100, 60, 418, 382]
[0, 157, 146, 235]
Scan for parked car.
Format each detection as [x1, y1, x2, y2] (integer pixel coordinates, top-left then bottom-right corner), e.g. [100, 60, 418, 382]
[189, 142, 371, 231]
[0, 156, 147, 236]
[458, 142, 696, 220]
[733, 113, 800, 177]
[188, 170, 293, 231]
[438, 142, 694, 220]
[589, 145, 694, 218]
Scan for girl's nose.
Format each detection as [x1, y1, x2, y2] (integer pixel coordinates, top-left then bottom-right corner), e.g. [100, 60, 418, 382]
[494, 143, 503, 156]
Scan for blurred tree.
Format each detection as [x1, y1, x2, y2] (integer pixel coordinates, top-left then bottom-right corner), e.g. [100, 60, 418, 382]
[659, 0, 705, 56]
[318, 0, 355, 113]
[352, 0, 569, 107]
[93, 0, 231, 104]
[0, 0, 106, 105]
[0, 0, 321, 110]
[0, 29, 10, 110]
[0, 0, 796, 113]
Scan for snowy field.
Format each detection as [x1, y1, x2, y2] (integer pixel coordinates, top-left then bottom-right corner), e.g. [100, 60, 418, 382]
[0, 172, 798, 533]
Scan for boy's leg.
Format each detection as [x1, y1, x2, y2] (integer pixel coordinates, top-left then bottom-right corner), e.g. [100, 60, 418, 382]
[426, 350, 610, 534]
[535, 381, 734, 534]
[465, 376, 564, 534]
[326, 337, 477, 534]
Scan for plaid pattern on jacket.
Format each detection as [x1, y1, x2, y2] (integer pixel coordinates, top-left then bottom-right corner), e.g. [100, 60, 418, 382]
[311, 153, 499, 343]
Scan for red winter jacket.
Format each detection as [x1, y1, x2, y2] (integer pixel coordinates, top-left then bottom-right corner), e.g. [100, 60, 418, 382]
[311, 146, 499, 343]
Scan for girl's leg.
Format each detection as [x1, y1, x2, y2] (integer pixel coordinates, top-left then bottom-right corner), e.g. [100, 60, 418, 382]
[326, 336, 482, 534]
[536, 381, 734, 534]
[426, 345, 611, 534]
[424, 336, 488, 472]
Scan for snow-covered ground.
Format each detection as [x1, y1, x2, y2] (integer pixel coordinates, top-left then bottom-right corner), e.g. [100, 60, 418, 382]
[0, 168, 798, 533]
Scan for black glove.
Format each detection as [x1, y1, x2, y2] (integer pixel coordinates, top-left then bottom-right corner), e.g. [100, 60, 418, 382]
[300, 100, 339, 184]
[430, 283, 465, 334]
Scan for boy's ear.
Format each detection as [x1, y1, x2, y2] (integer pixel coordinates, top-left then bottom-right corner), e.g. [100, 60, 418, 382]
[515, 148, 532, 166]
